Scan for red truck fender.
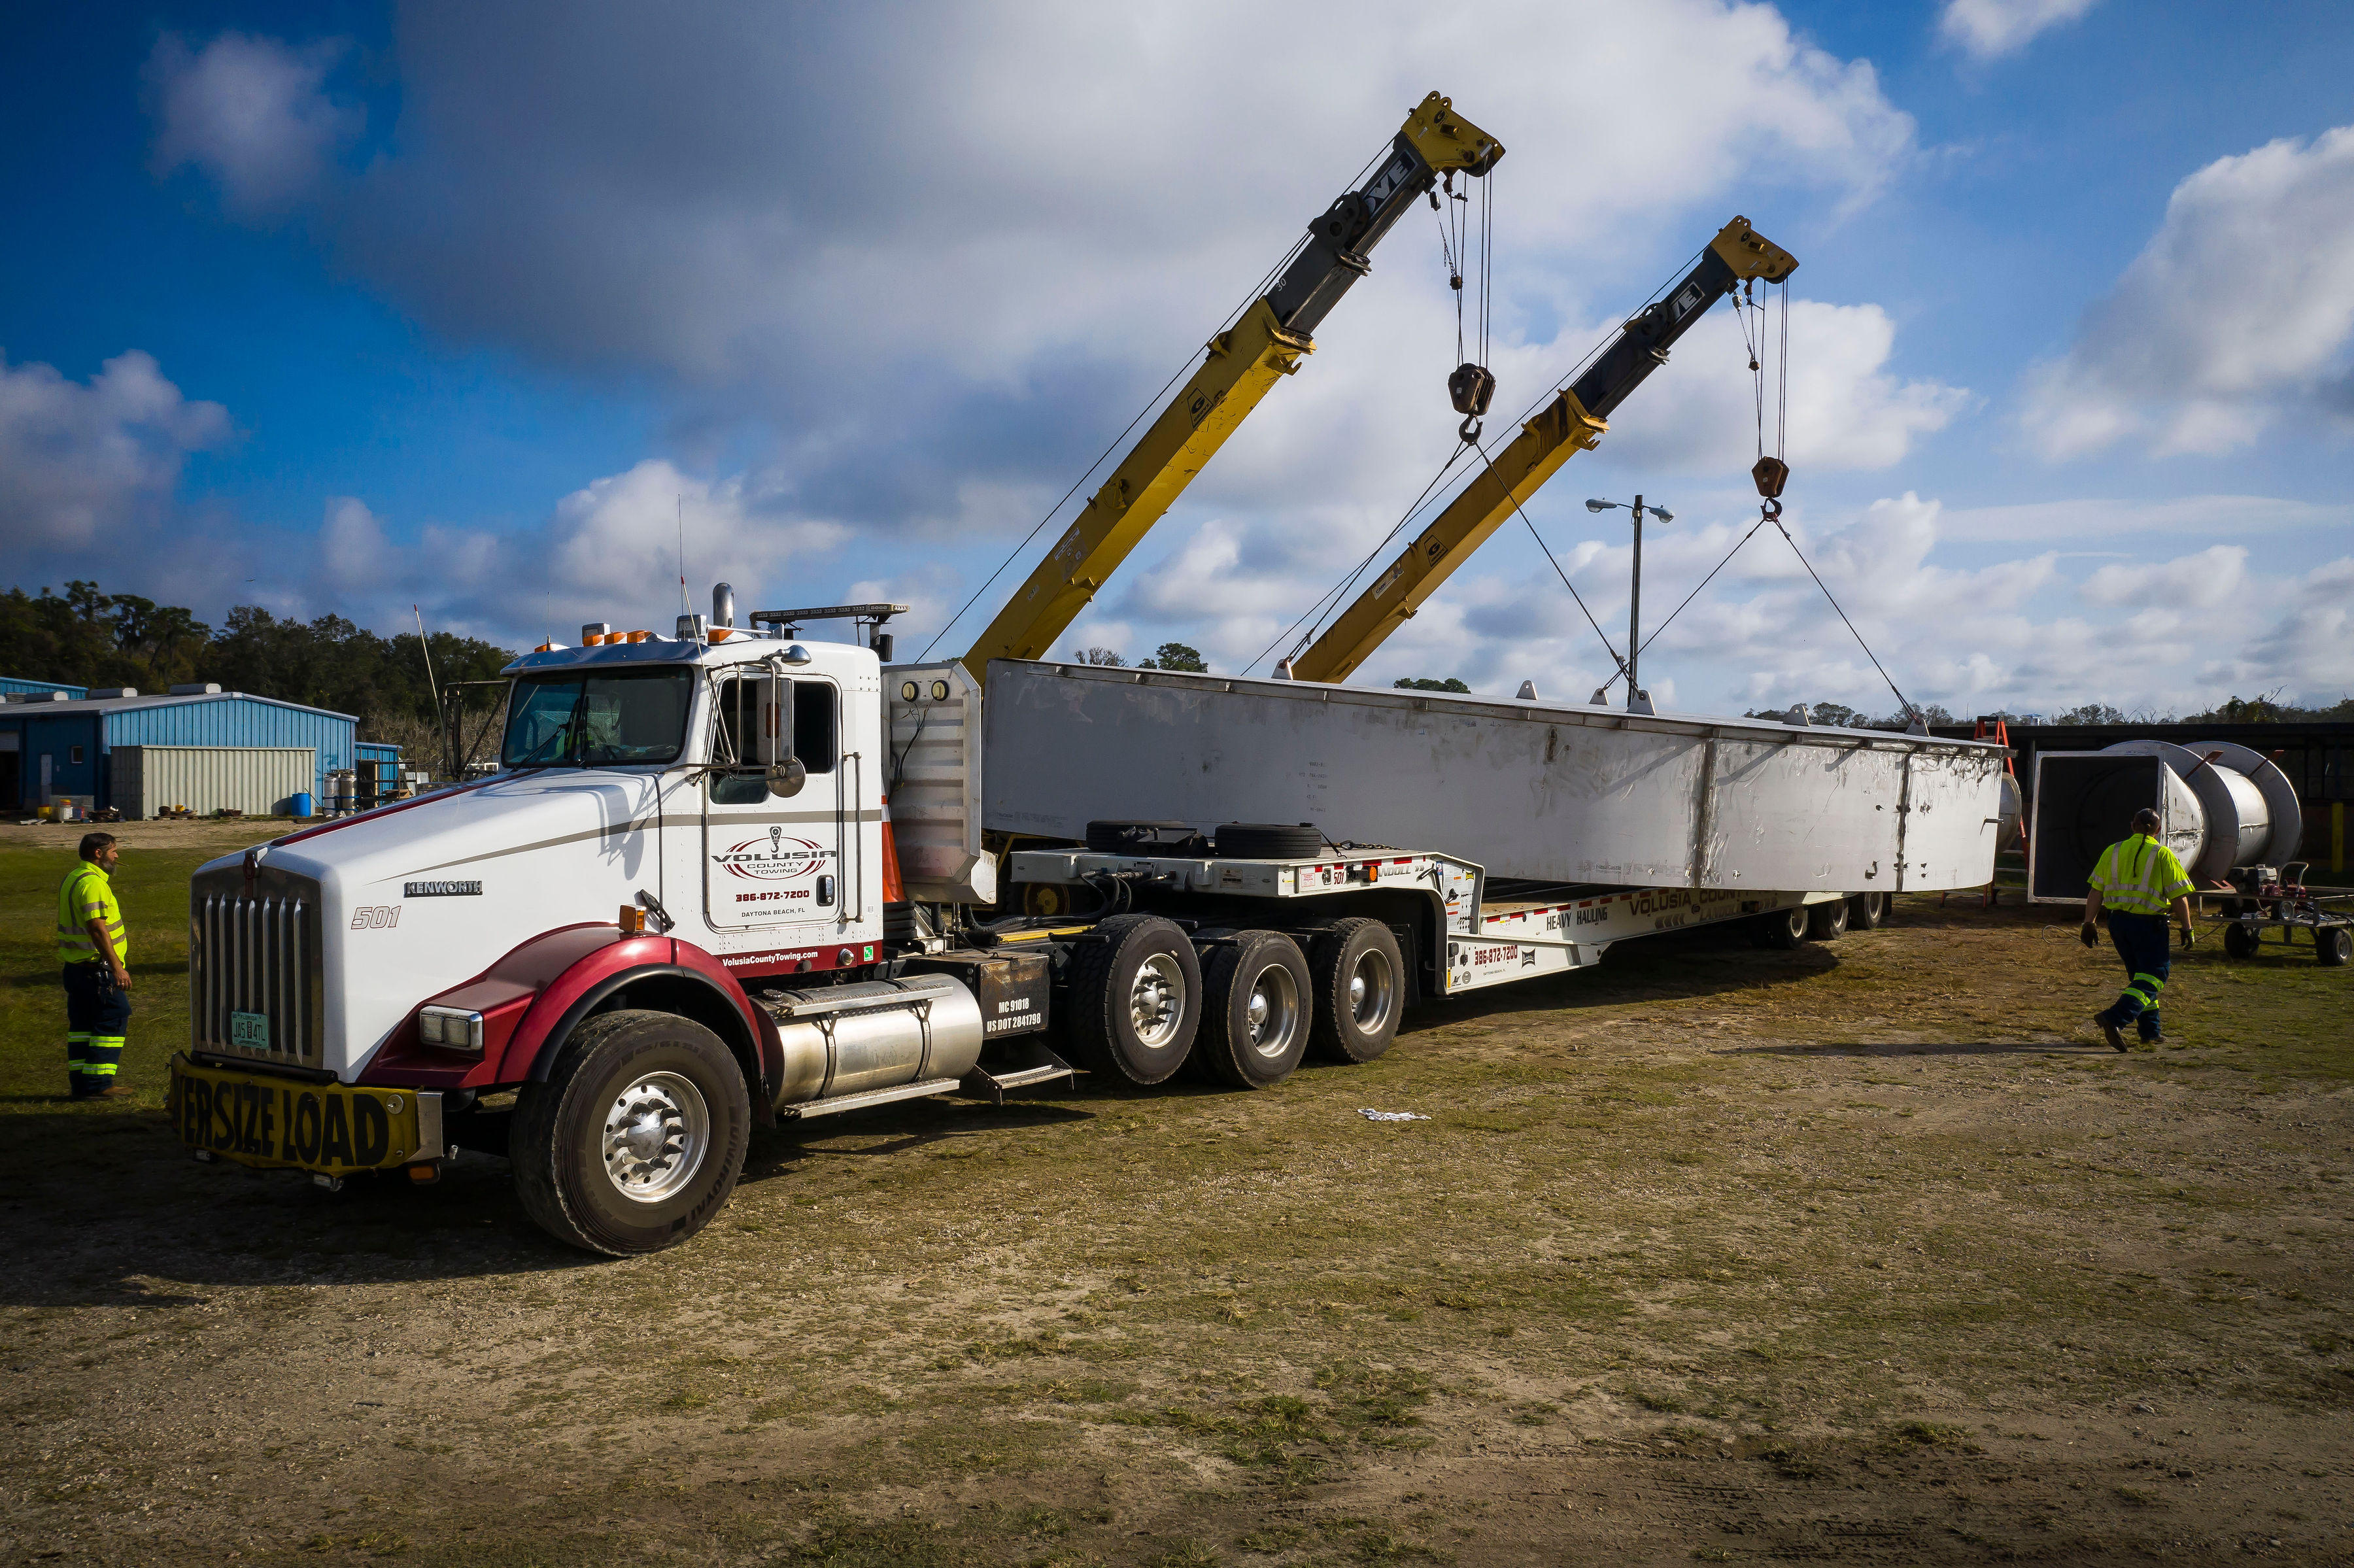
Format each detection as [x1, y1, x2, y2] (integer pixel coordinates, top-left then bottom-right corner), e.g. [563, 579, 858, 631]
[360, 925, 785, 1119]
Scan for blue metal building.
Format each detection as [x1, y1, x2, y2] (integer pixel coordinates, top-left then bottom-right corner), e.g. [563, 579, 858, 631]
[0, 674, 89, 700]
[0, 686, 393, 814]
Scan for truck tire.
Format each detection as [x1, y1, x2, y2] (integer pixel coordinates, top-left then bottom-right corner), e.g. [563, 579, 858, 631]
[1211, 822, 1326, 859]
[1750, 905, 1810, 949]
[511, 1009, 751, 1257]
[1306, 917, 1404, 1064]
[1849, 891, 1889, 929]
[1065, 915, 1202, 1085]
[1193, 931, 1312, 1089]
[1806, 899, 1851, 940]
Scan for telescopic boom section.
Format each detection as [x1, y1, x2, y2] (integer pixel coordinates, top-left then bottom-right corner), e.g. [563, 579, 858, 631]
[960, 92, 1503, 683]
[1289, 216, 1797, 685]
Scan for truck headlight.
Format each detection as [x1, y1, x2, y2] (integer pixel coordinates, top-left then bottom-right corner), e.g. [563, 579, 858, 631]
[418, 1006, 485, 1053]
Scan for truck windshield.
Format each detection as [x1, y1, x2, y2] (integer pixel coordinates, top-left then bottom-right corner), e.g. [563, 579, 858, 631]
[502, 667, 696, 767]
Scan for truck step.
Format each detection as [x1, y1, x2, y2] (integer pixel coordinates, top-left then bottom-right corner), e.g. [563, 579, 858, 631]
[783, 1076, 964, 1121]
[961, 1041, 1080, 1105]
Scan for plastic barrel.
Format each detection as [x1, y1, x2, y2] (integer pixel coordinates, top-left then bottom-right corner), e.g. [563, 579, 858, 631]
[293, 791, 315, 819]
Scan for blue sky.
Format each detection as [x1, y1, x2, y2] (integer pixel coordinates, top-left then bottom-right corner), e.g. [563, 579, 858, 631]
[3, 0, 2349, 717]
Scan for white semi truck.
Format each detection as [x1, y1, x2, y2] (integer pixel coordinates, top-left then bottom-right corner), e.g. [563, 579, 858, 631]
[169, 607, 2007, 1254]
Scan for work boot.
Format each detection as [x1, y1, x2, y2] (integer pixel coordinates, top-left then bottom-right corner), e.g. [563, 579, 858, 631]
[2094, 1015, 2126, 1053]
[71, 1084, 131, 1102]
[2140, 1031, 2165, 1046]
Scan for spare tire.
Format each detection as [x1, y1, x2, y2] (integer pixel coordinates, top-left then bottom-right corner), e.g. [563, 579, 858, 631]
[1086, 819, 1206, 855]
[1211, 822, 1326, 859]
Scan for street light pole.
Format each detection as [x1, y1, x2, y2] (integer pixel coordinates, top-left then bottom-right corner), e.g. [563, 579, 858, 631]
[1586, 494, 1671, 711]
[1628, 494, 1645, 704]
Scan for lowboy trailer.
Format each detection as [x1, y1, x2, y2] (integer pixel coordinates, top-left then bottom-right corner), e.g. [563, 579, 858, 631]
[169, 614, 1997, 1255]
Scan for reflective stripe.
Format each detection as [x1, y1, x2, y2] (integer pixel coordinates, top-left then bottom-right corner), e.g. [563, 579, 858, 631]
[2089, 835, 2193, 915]
[2131, 972, 2166, 991]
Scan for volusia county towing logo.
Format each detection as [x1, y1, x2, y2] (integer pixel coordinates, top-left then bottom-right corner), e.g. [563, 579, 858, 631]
[713, 828, 834, 881]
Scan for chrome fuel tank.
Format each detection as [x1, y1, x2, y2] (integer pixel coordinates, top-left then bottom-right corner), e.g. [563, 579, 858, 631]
[754, 974, 985, 1106]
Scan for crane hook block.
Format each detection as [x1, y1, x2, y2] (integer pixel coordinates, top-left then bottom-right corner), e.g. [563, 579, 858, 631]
[1448, 362, 1496, 418]
[1752, 456, 1790, 500]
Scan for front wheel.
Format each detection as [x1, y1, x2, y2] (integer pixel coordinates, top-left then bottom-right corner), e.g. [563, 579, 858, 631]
[1195, 931, 1312, 1089]
[512, 1009, 751, 1256]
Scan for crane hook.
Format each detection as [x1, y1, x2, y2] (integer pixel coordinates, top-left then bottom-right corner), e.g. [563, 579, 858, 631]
[1458, 415, 1484, 445]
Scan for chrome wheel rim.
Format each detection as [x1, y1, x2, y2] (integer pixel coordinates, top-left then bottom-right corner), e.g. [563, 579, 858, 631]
[1244, 962, 1301, 1060]
[1348, 948, 1395, 1035]
[1129, 954, 1187, 1048]
[601, 1070, 711, 1204]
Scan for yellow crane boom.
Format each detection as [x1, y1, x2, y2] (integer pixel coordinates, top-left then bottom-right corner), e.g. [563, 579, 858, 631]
[961, 92, 1501, 683]
[1288, 216, 1797, 685]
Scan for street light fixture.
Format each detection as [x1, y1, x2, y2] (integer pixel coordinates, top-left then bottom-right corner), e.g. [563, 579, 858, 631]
[1583, 494, 1671, 711]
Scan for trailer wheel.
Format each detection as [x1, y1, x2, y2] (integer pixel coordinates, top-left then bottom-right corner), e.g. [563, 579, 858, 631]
[1066, 915, 1202, 1085]
[1849, 891, 1890, 929]
[1750, 906, 1811, 949]
[511, 1009, 750, 1257]
[2320, 927, 2352, 967]
[1306, 918, 1404, 1064]
[1806, 899, 1851, 940]
[1193, 932, 1312, 1089]
[2223, 921, 2259, 961]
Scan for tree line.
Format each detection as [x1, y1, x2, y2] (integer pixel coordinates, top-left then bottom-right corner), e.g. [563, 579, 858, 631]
[0, 582, 517, 746]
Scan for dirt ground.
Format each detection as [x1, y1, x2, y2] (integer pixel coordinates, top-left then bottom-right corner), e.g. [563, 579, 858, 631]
[1, 859, 2349, 1566]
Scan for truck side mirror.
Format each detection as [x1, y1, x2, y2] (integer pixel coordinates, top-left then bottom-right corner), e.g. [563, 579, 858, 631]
[766, 757, 808, 798]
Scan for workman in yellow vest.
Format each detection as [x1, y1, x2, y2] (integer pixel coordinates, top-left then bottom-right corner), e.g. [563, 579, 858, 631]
[56, 832, 134, 1099]
[2080, 808, 2196, 1051]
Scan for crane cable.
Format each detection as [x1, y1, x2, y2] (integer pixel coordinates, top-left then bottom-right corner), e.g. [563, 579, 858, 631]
[1728, 277, 1920, 725]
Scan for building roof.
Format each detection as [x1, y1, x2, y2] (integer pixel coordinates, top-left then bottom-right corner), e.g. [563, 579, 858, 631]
[0, 690, 357, 723]
[0, 674, 90, 698]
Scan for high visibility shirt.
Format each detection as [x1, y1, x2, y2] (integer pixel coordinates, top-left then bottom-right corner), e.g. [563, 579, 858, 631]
[56, 862, 128, 966]
[2088, 834, 2192, 917]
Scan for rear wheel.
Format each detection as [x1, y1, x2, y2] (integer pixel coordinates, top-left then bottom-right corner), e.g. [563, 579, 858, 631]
[1194, 932, 1312, 1089]
[1807, 899, 1851, 940]
[1065, 914, 1202, 1085]
[2320, 927, 2352, 967]
[511, 1009, 750, 1256]
[1306, 918, 1405, 1064]
[1849, 891, 1889, 929]
[1750, 906, 1811, 949]
[2223, 921, 2259, 960]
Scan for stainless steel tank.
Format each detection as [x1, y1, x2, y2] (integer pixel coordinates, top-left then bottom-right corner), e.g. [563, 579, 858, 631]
[761, 974, 985, 1105]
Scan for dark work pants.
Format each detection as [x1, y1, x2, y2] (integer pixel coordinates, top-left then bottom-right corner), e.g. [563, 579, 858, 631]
[63, 963, 133, 1096]
[2097, 912, 2170, 1041]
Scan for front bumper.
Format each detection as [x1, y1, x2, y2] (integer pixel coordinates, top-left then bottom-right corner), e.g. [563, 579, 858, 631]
[167, 1055, 445, 1175]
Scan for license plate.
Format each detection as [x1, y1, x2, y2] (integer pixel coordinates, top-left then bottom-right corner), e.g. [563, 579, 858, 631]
[230, 1011, 269, 1049]
[169, 1055, 438, 1175]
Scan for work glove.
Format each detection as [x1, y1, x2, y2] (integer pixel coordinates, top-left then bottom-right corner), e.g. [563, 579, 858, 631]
[2179, 924, 2197, 949]
[2079, 921, 2098, 948]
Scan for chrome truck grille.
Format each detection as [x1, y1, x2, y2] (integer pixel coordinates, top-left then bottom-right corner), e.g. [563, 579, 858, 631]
[190, 862, 324, 1067]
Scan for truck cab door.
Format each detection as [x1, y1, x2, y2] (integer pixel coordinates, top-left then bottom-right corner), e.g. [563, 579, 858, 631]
[701, 671, 845, 938]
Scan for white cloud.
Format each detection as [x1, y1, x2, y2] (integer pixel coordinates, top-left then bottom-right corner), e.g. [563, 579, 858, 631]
[1936, 494, 2350, 543]
[2079, 544, 2248, 611]
[146, 33, 360, 217]
[1937, 0, 2100, 60]
[0, 350, 231, 549]
[2024, 124, 2354, 459]
[318, 497, 388, 589]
